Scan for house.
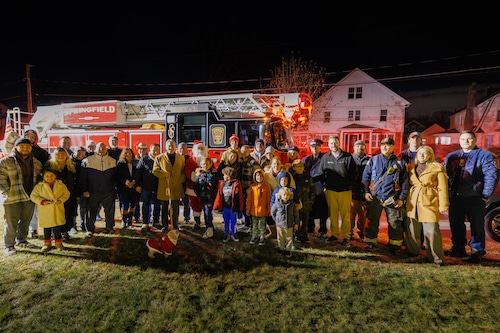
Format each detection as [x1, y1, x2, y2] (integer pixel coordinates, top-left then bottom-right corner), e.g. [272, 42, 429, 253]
[426, 83, 500, 161]
[292, 68, 410, 156]
[404, 119, 426, 141]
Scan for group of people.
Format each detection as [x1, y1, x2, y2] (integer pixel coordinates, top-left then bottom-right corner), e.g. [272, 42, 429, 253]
[1, 129, 497, 264]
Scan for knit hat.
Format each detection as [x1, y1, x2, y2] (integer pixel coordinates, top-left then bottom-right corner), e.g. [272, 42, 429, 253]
[229, 134, 239, 142]
[265, 146, 275, 155]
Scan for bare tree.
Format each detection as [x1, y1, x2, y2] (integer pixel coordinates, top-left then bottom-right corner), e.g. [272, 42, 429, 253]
[268, 52, 328, 100]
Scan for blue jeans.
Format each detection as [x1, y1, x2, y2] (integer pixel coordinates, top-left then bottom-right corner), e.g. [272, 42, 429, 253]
[223, 207, 237, 235]
[141, 190, 161, 224]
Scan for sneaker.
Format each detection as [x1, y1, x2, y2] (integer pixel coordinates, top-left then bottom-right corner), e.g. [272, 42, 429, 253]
[121, 222, 127, 230]
[63, 232, 72, 241]
[4, 246, 16, 255]
[141, 224, 150, 231]
[30, 230, 38, 239]
[16, 241, 38, 249]
[86, 232, 93, 238]
[324, 236, 338, 242]
[223, 235, 231, 243]
[258, 236, 265, 246]
[230, 234, 239, 242]
[284, 250, 292, 258]
[249, 236, 258, 244]
[365, 243, 375, 251]
[275, 247, 284, 254]
[69, 228, 78, 235]
[341, 239, 351, 247]
[193, 224, 201, 232]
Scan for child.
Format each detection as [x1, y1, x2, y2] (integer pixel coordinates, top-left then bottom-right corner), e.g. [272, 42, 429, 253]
[246, 168, 272, 245]
[270, 171, 299, 207]
[213, 166, 244, 242]
[291, 159, 316, 242]
[193, 157, 218, 239]
[30, 168, 71, 252]
[271, 187, 299, 257]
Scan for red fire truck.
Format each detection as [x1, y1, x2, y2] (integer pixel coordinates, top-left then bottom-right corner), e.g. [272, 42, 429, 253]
[28, 92, 313, 164]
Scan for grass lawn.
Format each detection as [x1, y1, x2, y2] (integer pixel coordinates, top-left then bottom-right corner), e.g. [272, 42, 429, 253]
[1, 207, 500, 332]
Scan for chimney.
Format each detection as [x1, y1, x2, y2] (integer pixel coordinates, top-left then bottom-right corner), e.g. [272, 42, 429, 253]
[464, 83, 476, 131]
[485, 85, 492, 98]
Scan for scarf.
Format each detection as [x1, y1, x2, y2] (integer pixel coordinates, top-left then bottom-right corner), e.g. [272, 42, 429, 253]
[14, 149, 35, 194]
[416, 162, 427, 177]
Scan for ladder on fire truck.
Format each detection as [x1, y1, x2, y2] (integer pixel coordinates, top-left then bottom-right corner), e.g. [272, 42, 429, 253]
[29, 92, 313, 139]
[123, 92, 312, 123]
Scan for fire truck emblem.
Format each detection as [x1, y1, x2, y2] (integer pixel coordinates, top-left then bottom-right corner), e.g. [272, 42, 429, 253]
[168, 124, 175, 139]
[211, 126, 225, 145]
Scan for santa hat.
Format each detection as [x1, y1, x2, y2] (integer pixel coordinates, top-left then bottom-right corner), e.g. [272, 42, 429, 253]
[229, 134, 239, 142]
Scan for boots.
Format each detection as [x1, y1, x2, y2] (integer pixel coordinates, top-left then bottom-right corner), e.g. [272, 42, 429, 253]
[128, 212, 134, 227]
[54, 239, 65, 251]
[193, 216, 201, 231]
[41, 240, 52, 253]
[202, 227, 214, 239]
[121, 212, 128, 229]
[265, 225, 277, 239]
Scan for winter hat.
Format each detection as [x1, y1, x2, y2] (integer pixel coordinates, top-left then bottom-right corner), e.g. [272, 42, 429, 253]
[229, 134, 239, 142]
[264, 146, 275, 155]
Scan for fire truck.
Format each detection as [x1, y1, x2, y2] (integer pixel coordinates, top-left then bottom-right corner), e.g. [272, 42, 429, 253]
[27, 92, 312, 164]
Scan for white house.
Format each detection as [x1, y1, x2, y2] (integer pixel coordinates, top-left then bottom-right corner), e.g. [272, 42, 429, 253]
[292, 68, 410, 156]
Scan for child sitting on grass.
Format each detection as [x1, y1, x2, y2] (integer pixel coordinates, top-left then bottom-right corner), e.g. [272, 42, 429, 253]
[30, 168, 70, 252]
[271, 187, 299, 257]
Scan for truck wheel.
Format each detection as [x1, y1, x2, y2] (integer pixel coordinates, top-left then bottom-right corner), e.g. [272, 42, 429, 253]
[484, 207, 500, 242]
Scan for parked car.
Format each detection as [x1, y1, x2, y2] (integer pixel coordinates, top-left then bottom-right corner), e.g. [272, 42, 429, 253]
[485, 154, 500, 242]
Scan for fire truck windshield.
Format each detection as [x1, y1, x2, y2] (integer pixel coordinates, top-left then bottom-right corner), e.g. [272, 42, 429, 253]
[268, 121, 293, 151]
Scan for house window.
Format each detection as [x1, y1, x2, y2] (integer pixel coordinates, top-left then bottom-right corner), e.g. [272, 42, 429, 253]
[348, 87, 363, 99]
[380, 109, 387, 122]
[348, 110, 361, 122]
[356, 87, 362, 98]
[324, 112, 330, 123]
[439, 137, 451, 145]
[371, 133, 395, 149]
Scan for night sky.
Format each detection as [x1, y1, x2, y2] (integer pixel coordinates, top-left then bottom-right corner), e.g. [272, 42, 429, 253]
[1, 4, 499, 117]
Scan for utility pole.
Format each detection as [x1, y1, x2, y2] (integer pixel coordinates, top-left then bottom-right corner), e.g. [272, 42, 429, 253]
[26, 63, 33, 120]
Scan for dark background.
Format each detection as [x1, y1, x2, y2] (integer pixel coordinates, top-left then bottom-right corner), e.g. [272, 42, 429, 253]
[1, 4, 499, 119]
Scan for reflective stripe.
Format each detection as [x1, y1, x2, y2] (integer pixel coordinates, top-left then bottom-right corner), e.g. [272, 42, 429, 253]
[388, 239, 403, 246]
[365, 238, 377, 245]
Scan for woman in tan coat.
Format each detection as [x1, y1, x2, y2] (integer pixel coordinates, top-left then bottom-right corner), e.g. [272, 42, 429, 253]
[153, 139, 186, 233]
[406, 146, 449, 267]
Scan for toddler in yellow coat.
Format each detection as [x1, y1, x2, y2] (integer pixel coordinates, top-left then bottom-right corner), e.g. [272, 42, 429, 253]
[30, 168, 70, 252]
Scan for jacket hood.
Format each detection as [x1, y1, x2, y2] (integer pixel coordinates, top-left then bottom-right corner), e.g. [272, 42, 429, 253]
[253, 168, 264, 182]
[24, 129, 39, 145]
[277, 171, 290, 185]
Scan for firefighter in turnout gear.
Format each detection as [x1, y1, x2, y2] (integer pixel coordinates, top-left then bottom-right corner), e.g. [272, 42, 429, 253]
[361, 137, 409, 254]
